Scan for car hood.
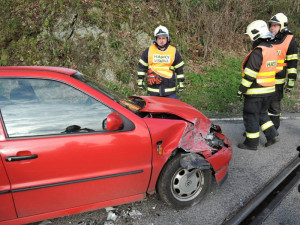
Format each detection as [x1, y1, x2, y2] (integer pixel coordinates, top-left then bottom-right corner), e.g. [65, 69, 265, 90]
[129, 96, 210, 124]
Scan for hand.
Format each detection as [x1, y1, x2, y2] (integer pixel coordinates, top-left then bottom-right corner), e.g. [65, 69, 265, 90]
[137, 79, 145, 89]
[177, 82, 184, 92]
[285, 79, 294, 93]
[237, 91, 243, 101]
[146, 73, 162, 86]
[147, 74, 157, 86]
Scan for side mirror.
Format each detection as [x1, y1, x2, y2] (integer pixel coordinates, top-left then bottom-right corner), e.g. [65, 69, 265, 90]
[103, 112, 123, 131]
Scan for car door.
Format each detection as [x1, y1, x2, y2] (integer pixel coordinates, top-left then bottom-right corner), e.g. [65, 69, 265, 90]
[0, 77, 152, 217]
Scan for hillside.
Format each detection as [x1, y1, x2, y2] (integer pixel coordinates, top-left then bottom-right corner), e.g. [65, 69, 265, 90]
[0, 0, 299, 114]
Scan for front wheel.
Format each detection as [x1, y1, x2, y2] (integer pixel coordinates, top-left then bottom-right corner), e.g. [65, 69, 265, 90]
[157, 154, 211, 209]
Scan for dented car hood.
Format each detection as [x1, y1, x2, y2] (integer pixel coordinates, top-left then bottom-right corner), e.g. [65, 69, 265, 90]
[131, 96, 211, 125]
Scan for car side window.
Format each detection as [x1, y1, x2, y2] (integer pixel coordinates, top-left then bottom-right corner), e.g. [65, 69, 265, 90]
[0, 78, 112, 137]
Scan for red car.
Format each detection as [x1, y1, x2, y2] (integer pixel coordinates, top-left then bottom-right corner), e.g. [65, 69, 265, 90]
[0, 66, 232, 225]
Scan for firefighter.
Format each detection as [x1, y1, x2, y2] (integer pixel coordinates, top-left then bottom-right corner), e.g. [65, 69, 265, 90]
[268, 13, 298, 130]
[237, 20, 279, 150]
[137, 25, 184, 99]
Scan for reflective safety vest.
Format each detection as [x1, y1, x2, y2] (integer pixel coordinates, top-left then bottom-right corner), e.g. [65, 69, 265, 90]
[242, 45, 277, 95]
[148, 44, 176, 79]
[271, 35, 293, 73]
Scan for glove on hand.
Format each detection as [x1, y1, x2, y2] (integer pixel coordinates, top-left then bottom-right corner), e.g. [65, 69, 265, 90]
[137, 79, 145, 90]
[285, 79, 295, 93]
[177, 82, 184, 92]
[147, 73, 162, 86]
[237, 91, 243, 101]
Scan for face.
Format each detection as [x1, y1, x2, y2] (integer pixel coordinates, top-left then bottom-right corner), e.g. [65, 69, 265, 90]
[269, 23, 281, 35]
[156, 36, 168, 47]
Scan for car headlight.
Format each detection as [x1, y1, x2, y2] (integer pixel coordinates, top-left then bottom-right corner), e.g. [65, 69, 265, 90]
[205, 132, 225, 150]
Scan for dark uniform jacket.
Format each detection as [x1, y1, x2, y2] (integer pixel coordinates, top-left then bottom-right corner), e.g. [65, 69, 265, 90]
[138, 43, 184, 96]
[239, 41, 277, 98]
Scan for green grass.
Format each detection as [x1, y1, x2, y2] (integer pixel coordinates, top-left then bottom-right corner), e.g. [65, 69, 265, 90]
[180, 57, 243, 115]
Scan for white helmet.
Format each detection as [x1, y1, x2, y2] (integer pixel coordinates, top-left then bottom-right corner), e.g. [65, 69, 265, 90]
[245, 20, 274, 41]
[268, 13, 288, 31]
[154, 25, 169, 39]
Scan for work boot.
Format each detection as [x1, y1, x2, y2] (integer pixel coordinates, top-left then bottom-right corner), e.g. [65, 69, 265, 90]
[265, 136, 279, 147]
[237, 143, 257, 151]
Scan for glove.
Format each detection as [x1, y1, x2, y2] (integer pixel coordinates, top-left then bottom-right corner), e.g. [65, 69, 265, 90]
[285, 79, 294, 93]
[147, 73, 162, 86]
[137, 79, 145, 90]
[177, 82, 184, 92]
[237, 91, 243, 101]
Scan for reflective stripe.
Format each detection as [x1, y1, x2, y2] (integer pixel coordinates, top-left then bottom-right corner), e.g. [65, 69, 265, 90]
[276, 66, 284, 71]
[147, 87, 176, 93]
[256, 71, 276, 86]
[286, 54, 298, 61]
[165, 87, 176, 92]
[268, 112, 281, 116]
[245, 86, 275, 95]
[139, 59, 149, 67]
[244, 68, 258, 78]
[147, 87, 159, 92]
[277, 59, 285, 63]
[261, 121, 274, 131]
[257, 78, 275, 83]
[241, 78, 252, 87]
[138, 71, 146, 76]
[287, 68, 297, 74]
[174, 61, 184, 69]
[258, 71, 276, 76]
[275, 79, 285, 84]
[176, 74, 184, 79]
[246, 132, 260, 138]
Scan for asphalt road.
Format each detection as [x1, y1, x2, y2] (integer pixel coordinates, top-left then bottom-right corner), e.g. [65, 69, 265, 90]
[31, 112, 300, 225]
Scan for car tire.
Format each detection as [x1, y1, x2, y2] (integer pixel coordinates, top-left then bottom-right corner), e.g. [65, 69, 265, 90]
[157, 154, 212, 209]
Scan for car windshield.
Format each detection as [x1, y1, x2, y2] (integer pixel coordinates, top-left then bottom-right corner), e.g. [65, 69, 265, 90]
[72, 72, 142, 113]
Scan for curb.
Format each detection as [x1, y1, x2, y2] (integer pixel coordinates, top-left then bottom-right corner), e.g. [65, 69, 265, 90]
[211, 116, 300, 121]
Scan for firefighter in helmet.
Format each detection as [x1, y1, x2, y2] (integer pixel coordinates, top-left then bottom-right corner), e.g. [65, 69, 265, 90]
[137, 25, 184, 99]
[237, 20, 279, 150]
[268, 13, 298, 130]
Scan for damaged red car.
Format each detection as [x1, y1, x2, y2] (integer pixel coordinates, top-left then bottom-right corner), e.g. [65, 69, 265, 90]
[0, 66, 232, 225]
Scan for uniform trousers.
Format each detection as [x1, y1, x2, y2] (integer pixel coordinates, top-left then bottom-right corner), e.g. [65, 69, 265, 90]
[243, 95, 278, 147]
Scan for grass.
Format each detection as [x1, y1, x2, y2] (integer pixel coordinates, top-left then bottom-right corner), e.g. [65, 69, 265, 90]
[180, 57, 243, 116]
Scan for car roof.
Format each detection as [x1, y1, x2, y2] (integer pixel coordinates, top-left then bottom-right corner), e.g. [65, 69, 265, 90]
[0, 66, 78, 76]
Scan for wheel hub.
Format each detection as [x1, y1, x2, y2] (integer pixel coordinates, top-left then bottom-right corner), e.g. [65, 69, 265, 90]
[171, 168, 204, 201]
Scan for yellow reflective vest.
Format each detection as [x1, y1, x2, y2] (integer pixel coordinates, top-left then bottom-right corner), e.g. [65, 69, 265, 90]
[242, 45, 277, 95]
[148, 44, 176, 79]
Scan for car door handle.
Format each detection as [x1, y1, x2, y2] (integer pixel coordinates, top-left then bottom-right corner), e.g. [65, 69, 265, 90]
[5, 154, 38, 162]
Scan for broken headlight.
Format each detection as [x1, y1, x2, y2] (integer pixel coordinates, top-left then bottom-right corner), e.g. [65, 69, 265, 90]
[205, 132, 225, 150]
